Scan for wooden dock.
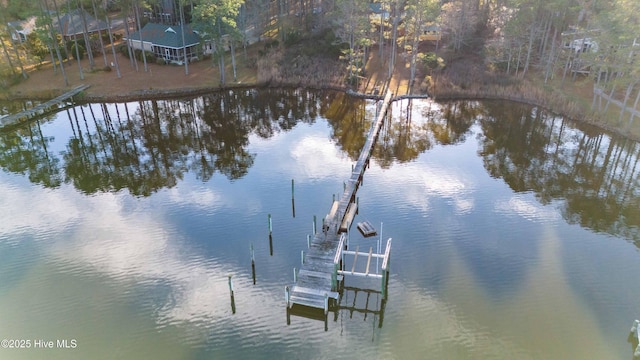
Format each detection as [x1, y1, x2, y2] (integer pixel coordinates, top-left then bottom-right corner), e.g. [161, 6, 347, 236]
[285, 91, 394, 315]
[0, 85, 90, 129]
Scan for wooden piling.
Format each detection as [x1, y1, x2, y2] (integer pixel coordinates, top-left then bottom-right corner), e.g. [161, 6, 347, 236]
[251, 243, 256, 285]
[292, 198, 296, 218]
[324, 293, 329, 315]
[285, 286, 290, 308]
[313, 215, 317, 235]
[228, 275, 236, 314]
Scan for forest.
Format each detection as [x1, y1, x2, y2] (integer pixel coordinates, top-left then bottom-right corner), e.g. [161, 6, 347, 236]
[1, 0, 640, 127]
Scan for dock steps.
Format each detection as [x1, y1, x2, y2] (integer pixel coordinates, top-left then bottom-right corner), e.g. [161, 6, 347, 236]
[288, 286, 339, 310]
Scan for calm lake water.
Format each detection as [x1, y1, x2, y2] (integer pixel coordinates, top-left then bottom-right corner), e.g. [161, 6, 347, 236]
[0, 90, 639, 359]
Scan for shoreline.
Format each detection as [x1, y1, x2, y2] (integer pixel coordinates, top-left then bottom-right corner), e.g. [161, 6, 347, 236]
[2, 76, 639, 143]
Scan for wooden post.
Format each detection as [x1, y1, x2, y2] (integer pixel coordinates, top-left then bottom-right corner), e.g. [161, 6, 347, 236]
[332, 263, 338, 290]
[301, 250, 305, 265]
[285, 286, 291, 325]
[292, 198, 295, 218]
[307, 234, 311, 248]
[228, 275, 236, 314]
[268, 214, 272, 235]
[324, 293, 329, 315]
[313, 215, 317, 235]
[293, 267, 297, 282]
[378, 298, 386, 328]
[251, 243, 256, 285]
[285, 286, 290, 307]
[291, 179, 294, 199]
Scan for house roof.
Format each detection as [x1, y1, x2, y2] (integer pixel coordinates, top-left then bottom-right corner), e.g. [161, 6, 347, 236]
[51, 9, 109, 37]
[7, 17, 38, 35]
[369, 3, 386, 14]
[126, 23, 200, 49]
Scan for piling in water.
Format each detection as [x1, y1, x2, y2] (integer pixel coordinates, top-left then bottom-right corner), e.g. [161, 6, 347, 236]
[269, 234, 273, 256]
[292, 198, 296, 218]
[251, 243, 256, 285]
[228, 275, 236, 314]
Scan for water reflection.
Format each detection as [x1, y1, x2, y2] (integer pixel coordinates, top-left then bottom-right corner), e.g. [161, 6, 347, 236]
[2, 91, 640, 358]
[477, 101, 640, 243]
[1, 93, 639, 243]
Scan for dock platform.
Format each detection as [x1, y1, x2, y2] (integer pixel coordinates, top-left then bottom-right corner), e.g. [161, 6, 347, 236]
[285, 91, 394, 317]
[0, 84, 90, 129]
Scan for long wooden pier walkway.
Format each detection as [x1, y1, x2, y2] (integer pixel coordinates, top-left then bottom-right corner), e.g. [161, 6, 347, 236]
[285, 90, 394, 314]
[0, 84, 90, 129]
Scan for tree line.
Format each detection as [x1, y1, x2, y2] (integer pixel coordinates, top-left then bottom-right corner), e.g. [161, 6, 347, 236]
[1, 1, 640, 116]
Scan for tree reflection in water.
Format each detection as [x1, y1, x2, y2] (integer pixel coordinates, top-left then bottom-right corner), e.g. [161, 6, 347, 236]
[0, 92, 638, 243]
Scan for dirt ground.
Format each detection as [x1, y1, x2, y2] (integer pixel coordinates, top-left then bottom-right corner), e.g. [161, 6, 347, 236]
[7, 51, 258, 100]
[5, 41, 421, 100]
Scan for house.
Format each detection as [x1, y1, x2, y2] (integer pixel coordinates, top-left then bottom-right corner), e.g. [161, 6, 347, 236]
[7, 17, 38, 43]
[125, 23, 201, 64]
[564, 38, 599, 53]
[369, 3, 390, 20]
[420, 25, 441, 42]
[51, 9, 109, 40]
